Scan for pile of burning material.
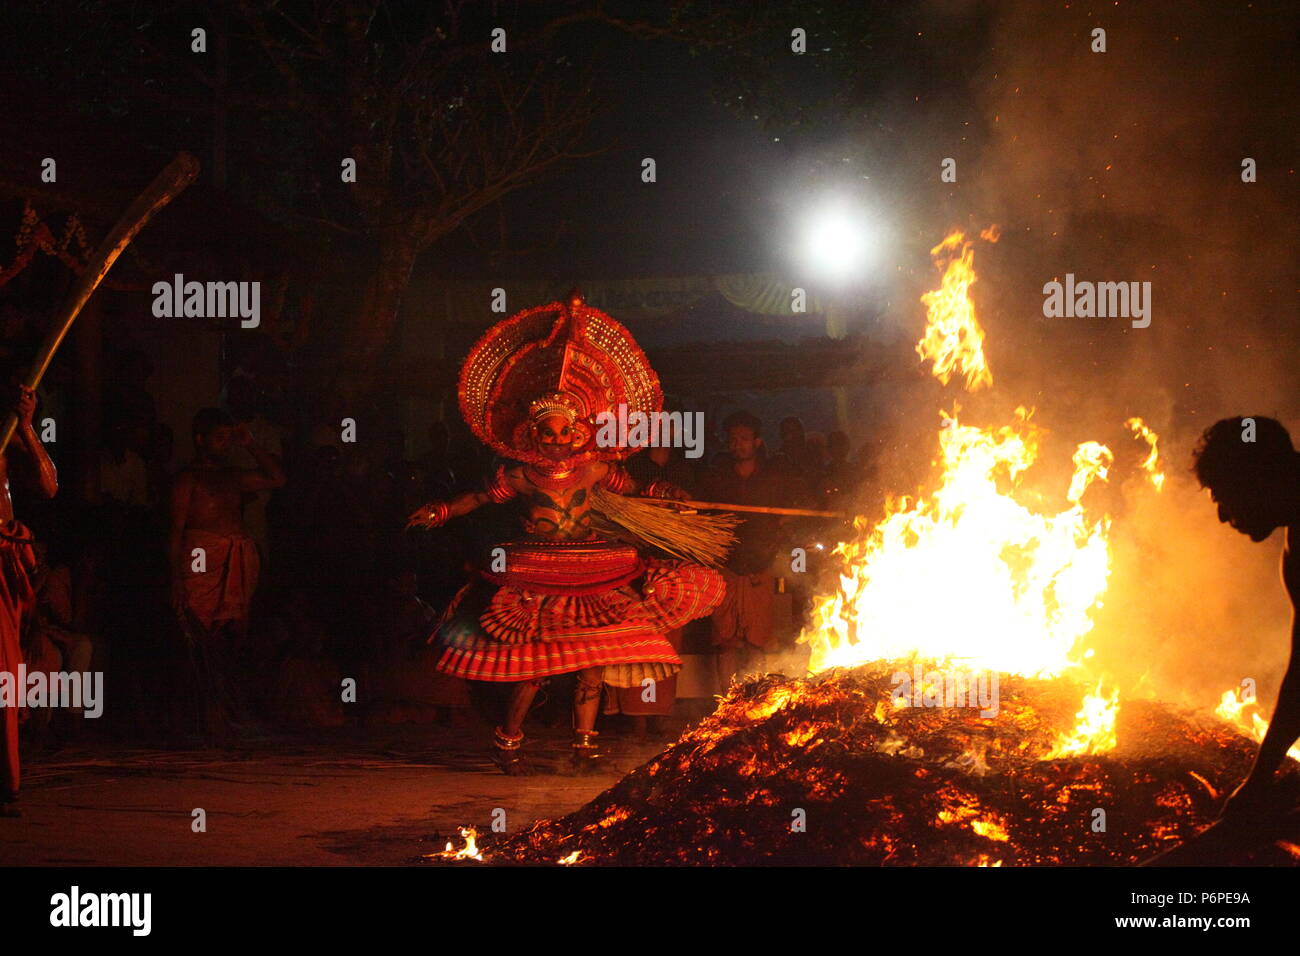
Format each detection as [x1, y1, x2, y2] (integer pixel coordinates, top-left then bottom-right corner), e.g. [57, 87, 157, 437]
[479, 663, 1297, 866]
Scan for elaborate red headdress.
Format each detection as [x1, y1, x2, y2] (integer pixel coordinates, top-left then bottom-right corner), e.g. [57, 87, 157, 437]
[458, 290, 663, 469]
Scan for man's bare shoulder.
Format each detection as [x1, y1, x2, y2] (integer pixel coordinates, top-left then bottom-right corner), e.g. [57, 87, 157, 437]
[1283, 525, 1299, 598]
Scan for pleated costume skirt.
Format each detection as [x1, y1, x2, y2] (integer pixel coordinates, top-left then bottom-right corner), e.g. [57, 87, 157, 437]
[432, 540, 725, 687]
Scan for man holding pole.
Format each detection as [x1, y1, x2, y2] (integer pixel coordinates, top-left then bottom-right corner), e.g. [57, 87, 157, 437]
[0, 384, 59, 816]
[700, 411, 810, 685]
[0, 154, 197, 770]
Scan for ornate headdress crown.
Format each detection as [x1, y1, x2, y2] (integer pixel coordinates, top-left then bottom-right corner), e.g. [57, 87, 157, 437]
[527, 391, 581, 425]
[457, 290, 663, 468]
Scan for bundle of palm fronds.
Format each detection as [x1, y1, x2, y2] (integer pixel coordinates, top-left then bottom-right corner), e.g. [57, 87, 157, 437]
[590, 486, 739, 567]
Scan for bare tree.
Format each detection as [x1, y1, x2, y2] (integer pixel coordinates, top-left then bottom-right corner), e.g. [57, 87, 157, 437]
[4, 0, 740, 372]
[227, 1, 626, 368]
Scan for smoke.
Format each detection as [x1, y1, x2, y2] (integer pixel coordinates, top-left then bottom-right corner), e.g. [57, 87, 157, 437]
[839, 1, 1298, 708]
[956, 0, 1299, 707]
[967, 0, 1298, 423]
[1093, 469, 1292, 707]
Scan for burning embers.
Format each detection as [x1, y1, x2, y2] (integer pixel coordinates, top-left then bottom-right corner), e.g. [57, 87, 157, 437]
[470, 664, 1290, 866]
[891, 662, 1000, 718]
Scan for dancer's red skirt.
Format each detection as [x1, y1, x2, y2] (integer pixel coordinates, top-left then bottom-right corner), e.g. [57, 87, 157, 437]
[432, 540, 724, 687]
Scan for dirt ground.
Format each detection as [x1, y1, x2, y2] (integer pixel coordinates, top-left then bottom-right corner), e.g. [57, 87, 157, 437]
[0, 724, 672, 865]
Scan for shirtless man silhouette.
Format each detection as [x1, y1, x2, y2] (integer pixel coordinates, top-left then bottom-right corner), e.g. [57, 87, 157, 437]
[169, 407, 283, 739]
[1193, 416, 1300, 820]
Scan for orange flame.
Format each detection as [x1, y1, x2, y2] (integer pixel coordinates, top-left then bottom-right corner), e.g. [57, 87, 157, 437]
[1067, 442, 1114, 506]
[1046, 682, 1120, 758]
[1217, 688, 1300, 761]
[1125, 417, 1165, 491]
[803, 408, 1112, 678]
[804, 226, 1137, 757]
[427, 826, 484, 862]
[916, 230, 994, 390]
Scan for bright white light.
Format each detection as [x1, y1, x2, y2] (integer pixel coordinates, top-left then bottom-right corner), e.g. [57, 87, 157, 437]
[797, 202, 875, 281]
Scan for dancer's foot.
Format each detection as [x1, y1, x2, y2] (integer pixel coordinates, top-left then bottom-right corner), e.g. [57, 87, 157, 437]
[495, 752, 534, 776]
[568, 729, 602, 774]
[492, 726, 530, 776]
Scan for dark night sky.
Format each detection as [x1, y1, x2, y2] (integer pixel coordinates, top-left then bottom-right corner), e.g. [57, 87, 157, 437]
[0, 0, 1295, 413]
[433, 35, 789, 280]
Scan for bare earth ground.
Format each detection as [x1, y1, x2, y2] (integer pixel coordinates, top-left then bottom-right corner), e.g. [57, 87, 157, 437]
[0, 725, 671, 865]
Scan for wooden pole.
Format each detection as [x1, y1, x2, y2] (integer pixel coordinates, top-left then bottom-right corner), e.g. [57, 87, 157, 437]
[0, 152, 200, 454]
[631, 496, 847, 519]
[72, 295, 102, 504]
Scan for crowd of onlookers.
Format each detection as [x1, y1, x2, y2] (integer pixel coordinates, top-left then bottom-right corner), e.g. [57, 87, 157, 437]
[18, 346, 879, 748]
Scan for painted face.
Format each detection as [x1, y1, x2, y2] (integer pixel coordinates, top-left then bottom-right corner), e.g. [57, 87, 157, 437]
[534, 413, 577, 461]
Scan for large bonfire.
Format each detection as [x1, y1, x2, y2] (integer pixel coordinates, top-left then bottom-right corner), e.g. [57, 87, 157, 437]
[432, 230, 1300, 866]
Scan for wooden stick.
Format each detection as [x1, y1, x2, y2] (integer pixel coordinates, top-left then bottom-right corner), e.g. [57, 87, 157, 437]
[0, 152, 200, 454]
[631, 496, 847, 518]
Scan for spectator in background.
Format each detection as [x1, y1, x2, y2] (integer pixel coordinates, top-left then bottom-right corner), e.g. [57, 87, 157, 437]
[26, 538, 99, 742]
[700, 411, 808, 686]
[96, 418, 155, 605]
[223, 376, 284, 574]
[627, 442, 697, 496]
[93, 416, 160, 744]
[30, 539, 95, 675]
[770, 416, 814, 486]
[99, 420, 150, 510]
[169, 408, 285, 742]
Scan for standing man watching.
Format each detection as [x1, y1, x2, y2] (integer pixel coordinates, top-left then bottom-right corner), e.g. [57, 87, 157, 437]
[169, 408, 284, 740]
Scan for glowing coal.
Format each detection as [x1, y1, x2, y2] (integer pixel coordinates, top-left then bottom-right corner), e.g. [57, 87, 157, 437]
[476, 663, 1297, 866]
